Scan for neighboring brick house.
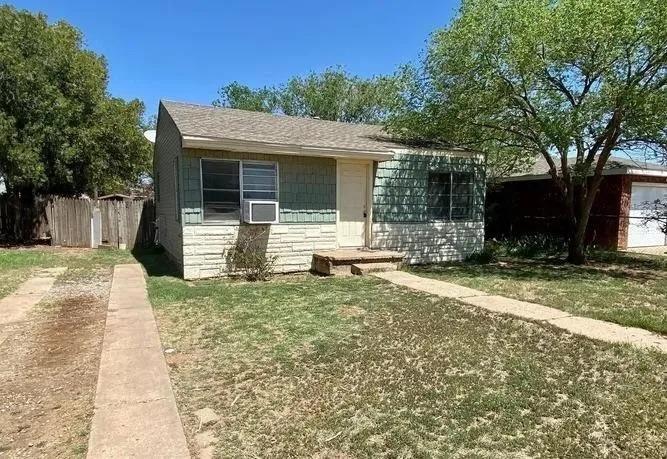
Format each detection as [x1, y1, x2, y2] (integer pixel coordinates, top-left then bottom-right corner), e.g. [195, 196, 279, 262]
[153, 101, 485, 279]
[487, 156, 667, 250]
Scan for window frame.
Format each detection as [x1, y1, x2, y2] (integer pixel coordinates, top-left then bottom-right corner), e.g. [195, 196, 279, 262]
[199, 157, 279, 224]
[174, 157, 180, 222]
[427, 171, 475, 222]
[155, 169, 160, 203]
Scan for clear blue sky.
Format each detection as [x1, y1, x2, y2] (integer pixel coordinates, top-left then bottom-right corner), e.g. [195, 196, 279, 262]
[9, 0, 460, 118]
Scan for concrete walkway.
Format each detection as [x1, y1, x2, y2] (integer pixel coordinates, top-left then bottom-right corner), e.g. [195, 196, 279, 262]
[0, 267, 67, 346]
[625, 245, 667, 256]
[375, 271, 667, 352]
[87, 264, 189, 458]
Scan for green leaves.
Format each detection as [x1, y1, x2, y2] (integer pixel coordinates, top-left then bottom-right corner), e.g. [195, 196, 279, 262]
[387, 0, 667, 179]
[0, 5, 151, 195]
[213, 81, 277, 113]
[214, 67, 405, 124]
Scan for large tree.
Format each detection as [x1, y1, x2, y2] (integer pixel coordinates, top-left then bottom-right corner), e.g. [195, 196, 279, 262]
[0, 6, 151, 197]
[387, 0, 667, 263]
[214, 67, 403, 123]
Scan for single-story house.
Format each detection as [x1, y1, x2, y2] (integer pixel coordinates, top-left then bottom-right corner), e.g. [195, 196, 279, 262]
[153, 101, 486, 279]
[487, 155, 667, 249]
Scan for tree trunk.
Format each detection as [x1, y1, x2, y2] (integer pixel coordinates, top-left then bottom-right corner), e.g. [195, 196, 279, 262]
[567, 226, 586, 264]
[566, 175, 603, 264]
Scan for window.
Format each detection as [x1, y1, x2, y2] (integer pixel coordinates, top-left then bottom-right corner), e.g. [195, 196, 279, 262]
[427, 172, 451, 220]
[242, 161, 278, 200]
[201, 159, 278, 222]
[202, 159, 241, 222]
[427, 171, 474, 221]
[174, 158, 180, 221]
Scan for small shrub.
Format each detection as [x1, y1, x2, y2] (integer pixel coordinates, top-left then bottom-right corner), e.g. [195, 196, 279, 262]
[465, 242, 500, 264]
[224, 227, 277, 281]
[499, 234, 567, 258]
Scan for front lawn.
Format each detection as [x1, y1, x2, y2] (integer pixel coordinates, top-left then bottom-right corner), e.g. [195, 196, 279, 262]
[410, 251, 667, 335]
[147, 254, 667, 457]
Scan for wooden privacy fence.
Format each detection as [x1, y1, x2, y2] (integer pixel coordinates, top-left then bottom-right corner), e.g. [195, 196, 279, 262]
[0, 195, 155, 249]
[47, 197, 155, 249]
[0, 196, 50, 241]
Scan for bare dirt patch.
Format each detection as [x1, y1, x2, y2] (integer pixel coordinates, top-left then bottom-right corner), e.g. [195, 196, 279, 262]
[0, 268, 111, 457]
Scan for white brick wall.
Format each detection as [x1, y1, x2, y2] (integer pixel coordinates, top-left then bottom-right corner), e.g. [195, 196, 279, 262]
[371, 221, 484, 264]
[182, 223, 337, 279]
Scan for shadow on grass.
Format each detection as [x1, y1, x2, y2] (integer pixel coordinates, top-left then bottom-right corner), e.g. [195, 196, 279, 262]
[412, 250, 667, 283]
[132, 246, 181, 278]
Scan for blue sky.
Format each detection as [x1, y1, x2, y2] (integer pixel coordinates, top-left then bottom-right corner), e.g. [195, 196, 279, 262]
[9, 1, 460, 118]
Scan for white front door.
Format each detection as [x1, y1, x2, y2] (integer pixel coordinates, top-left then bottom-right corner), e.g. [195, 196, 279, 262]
[338, 162, 368, 247]
[628, 184, 667, 247]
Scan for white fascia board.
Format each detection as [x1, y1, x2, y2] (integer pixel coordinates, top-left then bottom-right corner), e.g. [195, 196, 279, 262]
[500, 174, 554, 182]
[626, 168, 667, 178]
[182, 135, 394, 161]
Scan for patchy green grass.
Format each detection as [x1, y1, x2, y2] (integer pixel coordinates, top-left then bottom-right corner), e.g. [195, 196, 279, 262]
[147, 253, 667, 457]
[0, 247, 135, 300]
[410, 251, 667, 335]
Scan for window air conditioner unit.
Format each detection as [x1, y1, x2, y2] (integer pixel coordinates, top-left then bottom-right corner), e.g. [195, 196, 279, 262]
[243, 200, 279, 224]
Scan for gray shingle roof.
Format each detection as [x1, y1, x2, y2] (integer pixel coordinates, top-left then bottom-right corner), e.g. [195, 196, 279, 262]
[518, 154, 667, 177]
[161, 100, 403, 152]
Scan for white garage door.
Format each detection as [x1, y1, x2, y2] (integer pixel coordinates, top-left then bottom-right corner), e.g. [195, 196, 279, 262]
[627, 184, 667, 247]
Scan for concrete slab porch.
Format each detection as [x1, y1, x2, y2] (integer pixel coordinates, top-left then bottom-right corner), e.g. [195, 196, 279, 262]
[312, 248, 405, 276]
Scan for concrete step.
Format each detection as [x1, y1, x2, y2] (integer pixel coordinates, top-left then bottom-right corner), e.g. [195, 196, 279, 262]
[351, 262, 398, 276]
[312, 249, 405, 275]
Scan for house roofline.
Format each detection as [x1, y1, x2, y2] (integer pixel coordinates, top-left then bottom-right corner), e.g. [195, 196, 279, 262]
[181, 135, 482, 162]
[181, 134, 396, 161]
[501, 167, 667, 182]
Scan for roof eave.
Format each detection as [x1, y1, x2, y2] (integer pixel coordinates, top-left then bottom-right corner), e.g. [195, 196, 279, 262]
[391, 147, 483, 159]
[625, 168, 667, 178]
[501, 167, 667, 182]
[181, 135, 395, 161]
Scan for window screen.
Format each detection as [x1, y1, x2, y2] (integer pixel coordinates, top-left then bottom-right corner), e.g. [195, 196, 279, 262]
[242, 162, 278, 200]
[427, 171, 474, 221]
[201, 159, 240, 222]
[451, 172, 473, 221]
[427, 172, 451, 220]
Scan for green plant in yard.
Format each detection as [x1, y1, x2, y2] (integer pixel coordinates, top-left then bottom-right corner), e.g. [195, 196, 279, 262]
[464, 241, 500, 264]
[387, 0, 667, 264]
[498, 234, 568, 258]
[223, 226, 278, 281]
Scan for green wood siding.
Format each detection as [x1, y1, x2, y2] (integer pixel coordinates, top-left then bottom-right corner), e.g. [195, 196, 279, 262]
[373, 153, 485, 223]
[154, 103, 184, 267]
[181, 150, 336, 224]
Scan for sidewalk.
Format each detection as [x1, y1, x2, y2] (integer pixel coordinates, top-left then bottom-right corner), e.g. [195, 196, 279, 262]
[87, 264, 190, 458]
[375, 270, 667, 352]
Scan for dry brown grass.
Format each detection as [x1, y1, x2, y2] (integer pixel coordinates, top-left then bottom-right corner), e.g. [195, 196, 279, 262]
[411, 251, 667, 334]
[148, 270, 667, 458]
